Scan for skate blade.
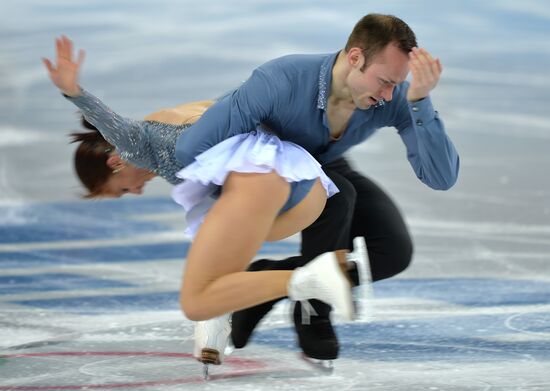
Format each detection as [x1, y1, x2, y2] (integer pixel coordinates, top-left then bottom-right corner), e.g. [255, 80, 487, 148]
[350, 237, 374, 322]
[202, 363, 210, 380]
[300, 353, 334, 375]
[326, 253, 355, 321]
[199, 348, 222, 381]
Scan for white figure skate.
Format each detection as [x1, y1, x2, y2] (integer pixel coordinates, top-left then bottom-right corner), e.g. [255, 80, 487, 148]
[193, 313, 231, 379]
[288, 251, 354, 321]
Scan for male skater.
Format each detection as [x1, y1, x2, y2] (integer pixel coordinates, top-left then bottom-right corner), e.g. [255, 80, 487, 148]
[176, 13, 459, 365]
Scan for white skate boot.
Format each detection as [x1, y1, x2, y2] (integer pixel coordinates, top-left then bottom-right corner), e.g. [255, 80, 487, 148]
[288, 251, 354, 321]
[346, 237, 374, 322]
[193, 313, 231, 379]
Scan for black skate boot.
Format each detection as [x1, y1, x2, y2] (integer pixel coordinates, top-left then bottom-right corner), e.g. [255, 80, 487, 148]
[231, 258, 301, 348]
[293, 299, 339, 360]
[293, 262, 360, 362]
[231, 298, 281, 348]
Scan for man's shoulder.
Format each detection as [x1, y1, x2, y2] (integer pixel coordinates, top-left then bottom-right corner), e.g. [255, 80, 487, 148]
[258, 53, 331, 76]
[272, 53, 329, 64]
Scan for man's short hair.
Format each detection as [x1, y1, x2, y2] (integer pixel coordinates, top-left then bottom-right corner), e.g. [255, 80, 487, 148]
[345, 14, 417, 70]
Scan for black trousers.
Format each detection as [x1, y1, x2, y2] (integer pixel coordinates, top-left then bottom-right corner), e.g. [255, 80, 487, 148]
[258, 156, 413, 282]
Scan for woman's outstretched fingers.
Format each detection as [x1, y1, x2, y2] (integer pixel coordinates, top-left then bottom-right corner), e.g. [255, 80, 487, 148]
[76, 48, 86, 67]
[43, 36, 84, 97]
[42, 58, 54, 73]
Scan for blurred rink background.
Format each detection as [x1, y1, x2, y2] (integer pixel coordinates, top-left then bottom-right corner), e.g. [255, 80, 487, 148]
[1, 1, 549, 390]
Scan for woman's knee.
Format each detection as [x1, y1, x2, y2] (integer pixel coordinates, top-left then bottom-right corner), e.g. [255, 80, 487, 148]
[180, 293, 209, 321]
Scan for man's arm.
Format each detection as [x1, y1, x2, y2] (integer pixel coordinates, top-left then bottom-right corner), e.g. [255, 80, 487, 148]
[174, 66, 282, 167]
[393, 85, 459, 190]
[393, 48, 459, 190]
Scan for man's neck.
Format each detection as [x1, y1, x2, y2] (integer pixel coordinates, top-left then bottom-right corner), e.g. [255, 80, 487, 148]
[325, 51, 357, 139]
[329, 50, 354, 108]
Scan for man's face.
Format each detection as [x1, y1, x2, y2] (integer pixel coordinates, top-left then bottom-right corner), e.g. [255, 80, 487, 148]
[346, 44, 410, 110]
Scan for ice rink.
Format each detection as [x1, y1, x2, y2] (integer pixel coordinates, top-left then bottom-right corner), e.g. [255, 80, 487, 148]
[1, 1, 549, 390]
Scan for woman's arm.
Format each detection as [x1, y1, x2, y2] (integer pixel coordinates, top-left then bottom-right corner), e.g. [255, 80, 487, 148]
[44, 36, 157, 169]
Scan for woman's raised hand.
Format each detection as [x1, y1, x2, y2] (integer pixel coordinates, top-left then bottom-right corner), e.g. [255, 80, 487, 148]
[42, 36, 85, 97]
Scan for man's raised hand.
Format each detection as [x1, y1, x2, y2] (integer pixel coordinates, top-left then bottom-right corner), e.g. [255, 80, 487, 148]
[407, 47, 442, 102]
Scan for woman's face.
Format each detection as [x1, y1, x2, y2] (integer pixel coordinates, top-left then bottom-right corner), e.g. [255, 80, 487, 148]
[102, 164, 156, 198]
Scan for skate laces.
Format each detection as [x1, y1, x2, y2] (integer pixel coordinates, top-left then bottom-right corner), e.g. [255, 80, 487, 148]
[299, 300, 318, 325]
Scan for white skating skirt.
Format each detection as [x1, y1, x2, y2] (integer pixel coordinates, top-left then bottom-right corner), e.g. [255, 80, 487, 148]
[172, 131, 339, 237]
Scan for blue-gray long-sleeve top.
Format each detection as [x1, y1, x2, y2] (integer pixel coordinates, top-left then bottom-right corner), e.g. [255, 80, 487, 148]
[175, 52, 460, 190]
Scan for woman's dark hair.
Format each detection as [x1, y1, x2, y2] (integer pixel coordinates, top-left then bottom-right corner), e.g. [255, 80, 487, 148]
[345, 14, 417, 71]
[69, 116, 114, 198]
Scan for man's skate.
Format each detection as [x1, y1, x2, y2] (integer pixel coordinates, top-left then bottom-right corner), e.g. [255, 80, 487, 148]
[291, 238, 370, 372]
[293, 299, 338, 374]
[193, 313, 231, 379]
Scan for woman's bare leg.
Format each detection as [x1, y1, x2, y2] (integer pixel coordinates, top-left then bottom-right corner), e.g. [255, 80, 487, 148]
[266, 179, 327, 242]
[180, 171, 294, 320]
[266, 180, 351, 273]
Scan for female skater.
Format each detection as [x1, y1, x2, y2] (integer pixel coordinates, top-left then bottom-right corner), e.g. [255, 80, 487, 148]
[43, 36, 366, 366]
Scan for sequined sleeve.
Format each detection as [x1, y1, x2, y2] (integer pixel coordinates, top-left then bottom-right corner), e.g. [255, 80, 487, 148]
[65, 88, 156, 170]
